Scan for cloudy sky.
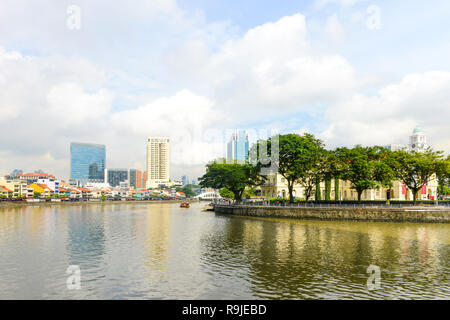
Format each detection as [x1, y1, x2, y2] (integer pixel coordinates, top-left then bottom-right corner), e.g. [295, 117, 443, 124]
[0, 0, 449, 180]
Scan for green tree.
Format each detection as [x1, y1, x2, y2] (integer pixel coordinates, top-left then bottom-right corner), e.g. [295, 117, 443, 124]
[436, 155, 450, 199]
[334, 178, 340, 201]
[33, 192, 41, 198]
[256, 133, 325, 203]
[219, 187, 235, 199]
[391, 148, 446, 204]
[199, 160, 266, 204]
[315, 177, 322, 200]
[325, 179, 332, 201]
[336, 145, 395, 202]
[182, 185, 197, 198]
[243, 187, 256, 199]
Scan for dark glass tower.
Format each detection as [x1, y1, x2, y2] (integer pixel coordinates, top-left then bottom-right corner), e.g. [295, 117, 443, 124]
[70, 142, 106, 182]
[106, 169, 128, 187]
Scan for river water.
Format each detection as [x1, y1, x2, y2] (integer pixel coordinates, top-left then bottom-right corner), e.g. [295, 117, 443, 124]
[0, 202, 448, 299]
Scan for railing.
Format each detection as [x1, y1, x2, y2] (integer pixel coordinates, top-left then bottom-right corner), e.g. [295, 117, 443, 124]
[212, 199, 450, 209]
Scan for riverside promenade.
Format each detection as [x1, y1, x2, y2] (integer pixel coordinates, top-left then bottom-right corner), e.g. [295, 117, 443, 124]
[213, 204, 450, 223]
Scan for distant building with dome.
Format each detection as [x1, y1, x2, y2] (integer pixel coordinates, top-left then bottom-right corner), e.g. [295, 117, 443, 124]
[408, 126, 428, 152]
[384, 126, 428, 152]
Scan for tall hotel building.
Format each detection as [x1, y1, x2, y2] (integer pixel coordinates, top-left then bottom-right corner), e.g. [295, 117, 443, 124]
[70, 142, 106, 183]
[146, 137, 170, 188]
[227, 130, 249, 163]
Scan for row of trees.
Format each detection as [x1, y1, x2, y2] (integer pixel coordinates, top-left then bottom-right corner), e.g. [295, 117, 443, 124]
[199, 133, 450, 204]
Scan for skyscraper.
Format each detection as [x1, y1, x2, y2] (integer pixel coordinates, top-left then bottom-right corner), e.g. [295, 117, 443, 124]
[227, 130, 249, 162]
[129, 169, 143, 188]
[105, 168, 128, 187]
[146, 137, 170, 188]
[70, 143, 106, 183]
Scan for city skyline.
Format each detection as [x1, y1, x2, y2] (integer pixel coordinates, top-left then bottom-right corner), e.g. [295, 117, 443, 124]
[1, 1, 450, 180]
[2, 126, 434, 182]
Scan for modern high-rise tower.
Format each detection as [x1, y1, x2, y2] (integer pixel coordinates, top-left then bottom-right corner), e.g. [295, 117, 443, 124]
[227, 130, 249, 162]
[146, 137, 170, 188]
[70, 142, 106, 183]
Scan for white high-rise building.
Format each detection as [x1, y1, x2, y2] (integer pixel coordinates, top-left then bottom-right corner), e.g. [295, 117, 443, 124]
[146, 137, 170, 188]
[408, 126, 428, 152]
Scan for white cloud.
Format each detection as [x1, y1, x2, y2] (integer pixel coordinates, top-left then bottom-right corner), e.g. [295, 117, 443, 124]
[325, 14, 345, 42]
[321, 71, 450, 152]
[0, 46, 112, 175]
[205, 14, 356, 119]
[1, 5, 449, 182]
[47, 83, 112, 126]
[109, 90, 227, 166]
[314, 0, 369, 9]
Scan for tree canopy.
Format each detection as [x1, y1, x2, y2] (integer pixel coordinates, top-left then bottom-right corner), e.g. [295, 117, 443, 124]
[391, 148, 446, 204]
[255, 133, 325, 203]
[335, 145, 395, 202]
[198, 160, 266, 203]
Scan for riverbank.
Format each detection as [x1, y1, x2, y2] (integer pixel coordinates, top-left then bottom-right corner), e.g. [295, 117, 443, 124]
[214, 205, 450, 223]
[0, 199, 196, 207]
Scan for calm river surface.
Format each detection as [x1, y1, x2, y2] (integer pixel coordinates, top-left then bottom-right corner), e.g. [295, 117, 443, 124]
[0, 202, 449, 300]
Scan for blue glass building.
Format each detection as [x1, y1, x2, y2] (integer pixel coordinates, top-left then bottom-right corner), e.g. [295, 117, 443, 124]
[70, 143, 106, 182]
[227, 130, 249, 162]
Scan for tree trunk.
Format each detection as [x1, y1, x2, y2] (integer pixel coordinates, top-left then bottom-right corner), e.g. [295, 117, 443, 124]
[288, 181, 294, 204]
[334, 178, 339, 201]
[234, 189, 243, 204]
[412, 188, 419, 205]
[357, 190, 362, 202]
[315, 178, 321, 201]
[325, 179, 331, 201]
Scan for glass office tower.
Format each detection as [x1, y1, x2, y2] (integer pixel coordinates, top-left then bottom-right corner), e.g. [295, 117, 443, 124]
[105, 169, 128, 187]
[227, 130, 249, 162]
[70, 143, 106, 183]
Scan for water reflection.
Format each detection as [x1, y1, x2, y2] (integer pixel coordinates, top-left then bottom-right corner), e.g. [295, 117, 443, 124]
[200, 215, 450, 299]
[0, 203, 448, 299]
[143, 204, 170, 280]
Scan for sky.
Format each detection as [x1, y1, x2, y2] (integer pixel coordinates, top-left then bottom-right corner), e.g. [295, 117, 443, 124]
[0, 0, 449, 180]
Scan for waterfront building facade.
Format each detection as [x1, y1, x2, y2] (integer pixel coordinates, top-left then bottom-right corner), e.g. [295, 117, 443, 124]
[70, 142, 106, 183]
[146, 137, 170, 188]
[36, 178, 60, 194]
[27, 183, 54, 197]
[0, 178, 29, 198]
[227, 130, 249, 163]
[16, 173, 55, 184]
[0, 185, 13, 197]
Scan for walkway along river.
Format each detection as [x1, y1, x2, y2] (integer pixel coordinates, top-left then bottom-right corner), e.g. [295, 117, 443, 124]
[213, 204, 450, 223]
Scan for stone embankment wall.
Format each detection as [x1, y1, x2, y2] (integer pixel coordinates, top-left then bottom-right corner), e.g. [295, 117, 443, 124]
[214, 205, 450, 223]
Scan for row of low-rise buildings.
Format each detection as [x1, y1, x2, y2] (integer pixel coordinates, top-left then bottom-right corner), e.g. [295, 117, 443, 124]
[258, 174, 439, 201]
[0, 174, 187, 200]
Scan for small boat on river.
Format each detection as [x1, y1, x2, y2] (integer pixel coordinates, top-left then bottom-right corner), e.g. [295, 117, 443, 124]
[180, 202, 190, 208]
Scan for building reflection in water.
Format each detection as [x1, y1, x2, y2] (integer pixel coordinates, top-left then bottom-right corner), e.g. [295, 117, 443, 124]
[142, 204, 170, 282]
[66, 205, 106, 268]
[200, 216, 450, 299]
